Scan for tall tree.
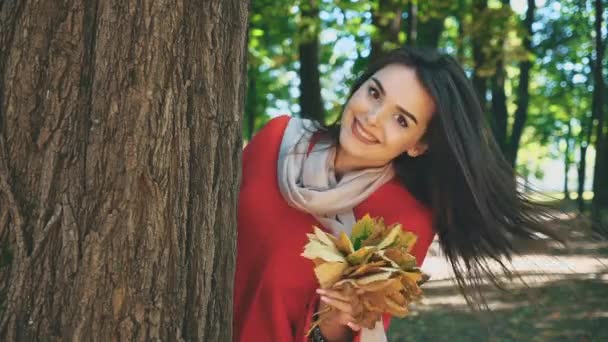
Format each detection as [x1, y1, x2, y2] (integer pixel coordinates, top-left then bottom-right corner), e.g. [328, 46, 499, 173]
[415, 1, 449, 48]
[407, 1, 418, 45]
[471, 0, 490, 109]
[369, 0, 406, 64]
[508, 0, 536, 166]
[298, 0, 325, 122]
[0, 1, 248, 340]
[591, 0, 607, 223]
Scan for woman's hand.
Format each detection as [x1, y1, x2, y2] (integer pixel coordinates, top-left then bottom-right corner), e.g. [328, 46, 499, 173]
[315, 288, 362, 342]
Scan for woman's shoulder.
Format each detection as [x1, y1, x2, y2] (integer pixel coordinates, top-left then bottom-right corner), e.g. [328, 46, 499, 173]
[375, 179, 431, 216]
[250, 115, 291, 144]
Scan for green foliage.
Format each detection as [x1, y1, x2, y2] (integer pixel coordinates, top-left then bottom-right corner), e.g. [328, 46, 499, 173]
[246, 0, 600, 191]
[520, 0, 595, 183]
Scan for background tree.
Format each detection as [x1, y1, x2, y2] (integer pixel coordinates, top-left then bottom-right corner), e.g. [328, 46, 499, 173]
[298, 0, 325, 122]
[591, 0, 608, 224]
[0, 1, 248, 340]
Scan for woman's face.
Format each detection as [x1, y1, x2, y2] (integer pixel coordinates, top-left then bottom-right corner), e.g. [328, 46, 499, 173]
[338, 64, 436, 168]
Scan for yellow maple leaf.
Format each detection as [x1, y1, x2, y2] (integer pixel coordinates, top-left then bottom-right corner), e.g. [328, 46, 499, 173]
[301, 240, 345, 263]
[314, 262, 348, 288]
[346, 246, 376, 265]
[335, 231, 354, 255]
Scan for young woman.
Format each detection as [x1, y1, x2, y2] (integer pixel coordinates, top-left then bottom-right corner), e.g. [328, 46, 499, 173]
[233, 47, 560, 342]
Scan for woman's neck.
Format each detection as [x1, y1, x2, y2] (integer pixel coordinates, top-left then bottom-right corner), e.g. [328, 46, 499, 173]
[334, 144, 384, 179]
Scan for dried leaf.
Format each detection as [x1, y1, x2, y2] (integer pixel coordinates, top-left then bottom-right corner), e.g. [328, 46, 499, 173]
[401, 270, 424, 285]
[376, 224, 403, 249]
[306, 233, 318, 242]
[347, 260, 389, 278]
[385, 295, 408, 317]
[359, 277, 403, 293]
[346, 246, 376, 265]
[314, 226, 337, 247]
[312, 258, 326, 267]
[303, 215, 425, 334]
[355, 271, 395, 285]
[351, 214, 376, 250]
[335, 232, 354, 255]
[360, 218, 387, 248]
[389, 291, 407, 306]
[383, 247, 418, 270]
[395, 231, 418, 252]
[302, 240, 346, 263]
[315, 262, 348, 288]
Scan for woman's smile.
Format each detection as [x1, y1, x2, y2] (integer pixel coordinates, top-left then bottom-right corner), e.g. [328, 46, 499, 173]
[351, 117, 380, 145]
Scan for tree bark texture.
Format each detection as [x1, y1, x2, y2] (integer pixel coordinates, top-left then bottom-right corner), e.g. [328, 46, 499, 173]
[0, 0, 248, 341]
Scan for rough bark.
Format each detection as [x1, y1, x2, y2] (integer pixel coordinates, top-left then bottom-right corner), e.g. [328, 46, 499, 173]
[0, 0, 248, 340]
[298, 0, 324, 123]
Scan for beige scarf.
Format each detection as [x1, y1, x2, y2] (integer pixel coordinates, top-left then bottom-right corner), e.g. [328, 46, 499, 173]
[277, 117, 393, 341]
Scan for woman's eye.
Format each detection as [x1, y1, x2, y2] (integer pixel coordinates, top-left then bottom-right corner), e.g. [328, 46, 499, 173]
[368, 86, 380, 100]
[395, 114, 408, 128]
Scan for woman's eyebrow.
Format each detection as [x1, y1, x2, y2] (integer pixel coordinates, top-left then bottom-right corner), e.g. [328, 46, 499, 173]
[371, 77, 419, 125]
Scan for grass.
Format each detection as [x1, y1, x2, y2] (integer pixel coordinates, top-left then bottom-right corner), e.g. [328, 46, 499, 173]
[388, 215, 608, 342]
[388, 278, 608, 342]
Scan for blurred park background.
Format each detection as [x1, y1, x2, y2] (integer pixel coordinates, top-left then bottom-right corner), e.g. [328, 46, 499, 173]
[246, 0, 608, 340]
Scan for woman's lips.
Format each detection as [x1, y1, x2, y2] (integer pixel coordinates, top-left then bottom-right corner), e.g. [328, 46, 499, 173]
[351, 118, 379, 145]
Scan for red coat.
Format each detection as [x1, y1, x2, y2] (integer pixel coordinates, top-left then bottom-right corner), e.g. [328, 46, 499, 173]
[233, 115, 435, 342]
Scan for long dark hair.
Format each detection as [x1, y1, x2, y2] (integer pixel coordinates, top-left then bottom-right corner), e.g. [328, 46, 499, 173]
[323, 47, 565, 305]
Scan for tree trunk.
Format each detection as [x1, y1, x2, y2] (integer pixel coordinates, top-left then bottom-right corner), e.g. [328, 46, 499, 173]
[0, 1, 248, 340]
[417, 17, 446, 48]
[564, 120, 572, 200]
[370, 0, 405, 65]
[471, 0, 489, 111]
[491, 60, 508, 155]
[406, 1, 417, 46]
[592, 0, 607, 224]
[508, 0, 535, 168]
[578, 144, 589, 212]
[298, 0, 325, 122]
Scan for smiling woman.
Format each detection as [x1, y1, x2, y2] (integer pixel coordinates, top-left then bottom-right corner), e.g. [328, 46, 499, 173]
[233, 47, 564, 342]
[335, 64, 435, 175]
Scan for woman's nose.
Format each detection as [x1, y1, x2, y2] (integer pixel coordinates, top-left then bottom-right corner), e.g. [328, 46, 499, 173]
[364, 107, 383, 126]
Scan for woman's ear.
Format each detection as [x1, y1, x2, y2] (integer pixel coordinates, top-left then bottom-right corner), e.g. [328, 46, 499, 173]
[406, 143, 429, 158]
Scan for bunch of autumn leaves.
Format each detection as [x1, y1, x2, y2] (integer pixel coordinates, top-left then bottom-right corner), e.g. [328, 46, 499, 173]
[302, 214, 428, 331]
